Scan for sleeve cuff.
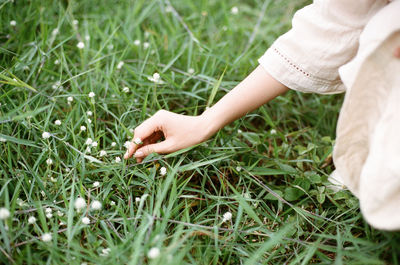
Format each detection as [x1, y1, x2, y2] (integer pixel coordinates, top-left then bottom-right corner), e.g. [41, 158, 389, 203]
[258, 45, 346, 95]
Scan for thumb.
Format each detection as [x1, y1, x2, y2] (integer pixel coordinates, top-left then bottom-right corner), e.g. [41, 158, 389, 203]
[134, 140, 172, 159]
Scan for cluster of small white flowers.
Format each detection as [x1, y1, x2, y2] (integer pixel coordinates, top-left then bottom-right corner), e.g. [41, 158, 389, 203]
[41, 233, 52, 242]
[45, 207, 53, 219]
[147, 247, 160, 259]
[52, 81, 62, 90]
[54, 59, 60, 65]
[77, 41, 85, 49]
[110, 201, 116, 206]
[143, 42, 150, 49]
[117, 61, 124, 69]
[111, 142, 117, 147]
[85, 138, 93, 145]
[67, 96, 74, 104]
[57, 210, 64, 217]
[10, 20, 17, 26]
[160, 167, 167, 176]
[135, 197, 141, 203]
[80, 126, 86, 131]
[0, 207, 10, 219]
[231, 6, 239, 15]
[115, 156, 121, 163]
[147, 73, 163, 84]
[42, 132, 51, 139]
[134, 39, 141, 46]
[72, 19, 79, 25]
[54, 120, 61, 126]
[236, 166, 242, 172]
[93, 181, 100, 187]
[74, 197, 86, 210]
[87, 111, 93, 116]
[46, 158, 53, 165]
[134, 137, 142, 145]
[222, 211, 232, 223]
[122, 87, 129, 93]
[91, 200, 102, 210]
[270, 129, 277, 135]
[88, 92, 95, 98]
[82, 216, 90, 225]
[99, 150, 107, 157]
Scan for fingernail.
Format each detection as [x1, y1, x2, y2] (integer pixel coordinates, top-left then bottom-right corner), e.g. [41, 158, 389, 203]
[134, 151, 143, 157]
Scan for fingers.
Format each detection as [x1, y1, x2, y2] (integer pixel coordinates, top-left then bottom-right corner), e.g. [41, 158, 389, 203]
[124, 118, 158, 159]
[134, 140, 172, 162]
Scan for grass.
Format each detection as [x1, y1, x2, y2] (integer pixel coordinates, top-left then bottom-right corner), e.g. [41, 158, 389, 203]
[1, 0, 400, 264]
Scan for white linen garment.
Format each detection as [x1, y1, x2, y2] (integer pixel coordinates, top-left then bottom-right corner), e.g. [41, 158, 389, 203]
[259, 0, 400, 230]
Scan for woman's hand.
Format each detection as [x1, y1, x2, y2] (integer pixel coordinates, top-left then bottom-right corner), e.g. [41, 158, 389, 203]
[124, 110, 213, 162]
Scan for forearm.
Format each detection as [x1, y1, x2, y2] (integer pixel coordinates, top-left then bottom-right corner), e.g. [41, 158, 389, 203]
[201, 65, 288, 135]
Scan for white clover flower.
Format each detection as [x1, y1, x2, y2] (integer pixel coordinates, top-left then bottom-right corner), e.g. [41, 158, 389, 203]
[80, 126, 86, 131]
[45, 207, 52, 214]
[10, 20, 17, 26]
[85, 35, 90, 41]
[42, 132, 51, 139]
[222, 211, 232, 222]
[91, 141, 98, 148]
[143, 42, 150, 49]
[87, 111, 93, 116]
[54, 120, 61, 126]
[82, 216, 90, 225]
[93, 181, 100, 187]
[110, 201, 116, 206]
[115, 156, 121, 163]
[91, 200, 102, 210]
[87, 118, 92, 124]
[231, 6, 239, 14]
[270, 129, 277, 135]
[46, 212, 53, 219]
[123, 87, 129, 93]
[85, 138, 93, 145]
[72, 19, 79, 25]
[117, 61, 124, 69]
[188, 68, 195, 74]
[52, 28, 59, 36]
[46, 158, 53, 165]
[111, 142, 117, 147]
[74, 197, 86, 210]
[147, 72, 163, 84]
[100, 248, 111, 256]
[147, 247, 160, 259]
[57, 210, 64, 217]
[134, 138, 142, 145]
[0, 208, 10, 220]
[67, 96, 74, 103]
[41, 233, 52, 242]
[28, 216, 36, 224]
[124, 141, 132, 149]
[160, 167, 167, 176]
[99, 150, 107, 157]
[88, 92, 95, 98]
[134, 39, 141, 46]
[77, 41, 85, 49]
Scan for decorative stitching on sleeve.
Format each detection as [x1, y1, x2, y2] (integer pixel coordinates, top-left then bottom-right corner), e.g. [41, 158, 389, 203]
[272, 47, 311, 77]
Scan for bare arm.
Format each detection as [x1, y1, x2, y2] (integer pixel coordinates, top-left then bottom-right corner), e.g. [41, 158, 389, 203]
[124, 65, 288, 162]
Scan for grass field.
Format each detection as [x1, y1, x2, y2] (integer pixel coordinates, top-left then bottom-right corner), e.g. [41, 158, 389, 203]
[1, 0, 400, 264]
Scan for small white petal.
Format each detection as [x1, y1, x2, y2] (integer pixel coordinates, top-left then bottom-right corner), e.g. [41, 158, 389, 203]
[147, 247, 160, 259]
[143, 42, 150, 49]
[110, 201, 116, 206]
[74, 197, 86, 210]
[10, 20, 17, 26]
[42, 132, 51, 139]
[67, 96, 74, 103]
[115, 156, 121, 163]
[123, 87, 129, 93]
[77, 41, 85, 49]
[91, 200, 102, 210]
[134, 39, 141, 46]
[46, 158, 53, 165]
[160, 167, 167, 176]
[85, 138, 93, 145]
[91, 141, 98, 148]
[111, 142, 117, 147]
[46, 213, 53, 219]
[93, 181, 100, 187]
[41, 233, 52, 242]
[117, 61, 124, 69]
[28, 216, 36, 224]
[86, 111, 93, 116]
[45, 207, 52, 214]
[57, 210, 64, 217]
[99, 150, 107, 157]
[88, 92, 95, 98]
[82, 217, 90, 225]
[0, 208, 10, 220]
[54, 120, 61, 126]
[222, 211, 232, 222]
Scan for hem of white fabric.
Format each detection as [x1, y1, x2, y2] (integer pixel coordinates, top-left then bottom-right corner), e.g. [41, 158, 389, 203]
[258, 46, 346, 95]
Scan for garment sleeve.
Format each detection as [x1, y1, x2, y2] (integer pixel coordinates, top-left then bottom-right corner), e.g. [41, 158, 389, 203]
[258, 0, 387, 94]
